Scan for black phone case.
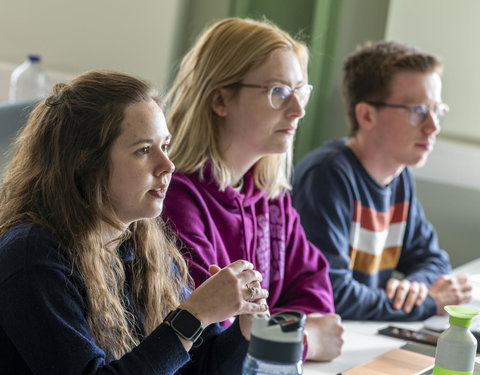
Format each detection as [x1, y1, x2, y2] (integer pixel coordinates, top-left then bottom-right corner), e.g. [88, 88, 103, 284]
[378, 325, 480, 353]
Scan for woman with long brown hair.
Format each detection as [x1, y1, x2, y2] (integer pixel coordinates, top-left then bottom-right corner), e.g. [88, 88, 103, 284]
[0, 70, 268, 374]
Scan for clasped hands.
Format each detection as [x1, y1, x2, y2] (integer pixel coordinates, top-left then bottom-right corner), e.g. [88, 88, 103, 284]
[386, 274, 472, 314]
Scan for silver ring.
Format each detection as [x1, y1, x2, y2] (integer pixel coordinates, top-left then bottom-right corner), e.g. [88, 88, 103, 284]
[247, 286, 256, 301]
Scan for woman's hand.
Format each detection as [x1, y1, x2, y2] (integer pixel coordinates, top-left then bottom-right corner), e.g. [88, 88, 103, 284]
[207, 264, 269, 340]
[179, 260, 269, 329]
[236, 278, 269, 340]
[305, 313, 344, 361]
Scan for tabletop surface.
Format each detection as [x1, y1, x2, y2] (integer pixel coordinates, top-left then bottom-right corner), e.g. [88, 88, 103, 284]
[303, 257, 480, 375]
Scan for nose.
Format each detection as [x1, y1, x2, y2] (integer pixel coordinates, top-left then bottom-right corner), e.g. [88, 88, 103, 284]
[154, 151, 175, 177]
[422, 110, 441, 135]
[286, 92, 305, 119]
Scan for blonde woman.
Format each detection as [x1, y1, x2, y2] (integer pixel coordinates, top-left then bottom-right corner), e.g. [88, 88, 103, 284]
[163, 18, 343, 361]
[0, 70, 268, 374]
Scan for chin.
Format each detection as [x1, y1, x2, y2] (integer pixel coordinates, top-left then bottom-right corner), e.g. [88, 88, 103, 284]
[270, 142, 291, 154]
[411, 156, 429, 169]
[140, 206, 164, 222]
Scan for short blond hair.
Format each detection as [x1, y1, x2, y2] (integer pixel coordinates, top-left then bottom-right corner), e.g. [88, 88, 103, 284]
[166, 17, 309, 198]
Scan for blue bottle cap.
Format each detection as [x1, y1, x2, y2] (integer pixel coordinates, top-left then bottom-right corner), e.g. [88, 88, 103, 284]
[27, 54, 41, 63]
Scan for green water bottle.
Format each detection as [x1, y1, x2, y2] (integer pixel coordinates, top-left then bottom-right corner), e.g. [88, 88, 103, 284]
[433, 305, 479, 375]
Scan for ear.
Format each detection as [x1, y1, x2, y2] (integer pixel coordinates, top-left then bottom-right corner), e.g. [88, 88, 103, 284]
[211, 88, 230, 117]
[355, 102, 376, 131]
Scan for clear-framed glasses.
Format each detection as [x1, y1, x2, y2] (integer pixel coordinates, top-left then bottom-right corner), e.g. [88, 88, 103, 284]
[237, 83, 313, 110]
[365, 101, 450, 126]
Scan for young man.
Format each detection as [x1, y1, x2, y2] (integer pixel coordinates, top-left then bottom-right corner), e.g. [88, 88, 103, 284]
[292, 41, 472, 321]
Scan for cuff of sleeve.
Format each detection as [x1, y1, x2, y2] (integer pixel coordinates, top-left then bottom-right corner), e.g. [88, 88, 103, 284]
[219, 318, 249, 353]
[192, 319, 248, 375]
[135, 323, 190, 373]
[422, 294, 439, 318]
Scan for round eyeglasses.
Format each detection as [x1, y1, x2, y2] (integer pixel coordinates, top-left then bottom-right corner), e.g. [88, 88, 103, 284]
[365, 101, 450, 126]
[237, 83, 313, 110]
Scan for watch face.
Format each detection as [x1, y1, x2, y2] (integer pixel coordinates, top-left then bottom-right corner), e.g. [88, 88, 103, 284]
[173, 309, 202, 338]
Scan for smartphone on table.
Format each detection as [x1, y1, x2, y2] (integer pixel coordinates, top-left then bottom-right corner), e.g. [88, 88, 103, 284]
[378, 326, 439, 346]
[378, 325, 480, 353]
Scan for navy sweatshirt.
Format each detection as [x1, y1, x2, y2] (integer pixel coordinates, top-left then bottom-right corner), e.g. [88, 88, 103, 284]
[0, 223, 248, 374]
[293, 138, 451, 321]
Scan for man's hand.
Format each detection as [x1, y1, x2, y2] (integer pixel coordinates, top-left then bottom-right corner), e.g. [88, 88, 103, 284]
[385, 278, 428, 313]
[304, 313, 343, 362]
[429, 274, 472, 315]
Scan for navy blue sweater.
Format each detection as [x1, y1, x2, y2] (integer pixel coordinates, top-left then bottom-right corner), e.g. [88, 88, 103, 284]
[0, 223, 248, 374]
[293, 139, 451, 321]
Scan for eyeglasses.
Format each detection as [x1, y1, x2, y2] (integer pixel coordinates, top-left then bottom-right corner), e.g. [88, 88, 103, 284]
[237, 83, 313, 110]
[365, 101, 450, 126]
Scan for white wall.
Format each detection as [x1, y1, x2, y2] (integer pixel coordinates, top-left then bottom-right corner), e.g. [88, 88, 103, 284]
[386, 0, 480, 143]
[413, 139, 480, 192]
[385, 0, 480, 266]
[413, 138, 480, 267]
[0, 0, 186, 100]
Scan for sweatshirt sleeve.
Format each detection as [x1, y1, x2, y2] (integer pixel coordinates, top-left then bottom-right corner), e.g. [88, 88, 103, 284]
[396, 170, 451, 284]
[270, 192, 335, 315]
[292, 160, 438, 321]
[179, 319, 248, 375]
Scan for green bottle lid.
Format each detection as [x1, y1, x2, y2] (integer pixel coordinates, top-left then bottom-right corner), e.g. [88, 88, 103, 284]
[444, 305, 479, 327]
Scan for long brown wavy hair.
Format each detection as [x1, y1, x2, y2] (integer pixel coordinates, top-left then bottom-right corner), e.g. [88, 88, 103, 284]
[0, 70, 190, 358]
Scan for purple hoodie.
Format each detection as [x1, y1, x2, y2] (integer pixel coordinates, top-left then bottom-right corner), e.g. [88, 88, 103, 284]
[163, 164, 334, 318]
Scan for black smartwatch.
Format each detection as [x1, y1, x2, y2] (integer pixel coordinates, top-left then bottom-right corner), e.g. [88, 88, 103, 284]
[164, 308, 203, 342]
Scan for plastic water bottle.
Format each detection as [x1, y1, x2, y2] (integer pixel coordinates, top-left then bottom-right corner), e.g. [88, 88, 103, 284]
[433, 305, 479, 375]
[242, 310, 305, 375]
[8, 54, 48, 103]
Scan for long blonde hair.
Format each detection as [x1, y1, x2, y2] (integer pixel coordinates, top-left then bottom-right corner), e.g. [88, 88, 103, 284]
[0, 71, 190, 359]
[166, 17, 309, 199]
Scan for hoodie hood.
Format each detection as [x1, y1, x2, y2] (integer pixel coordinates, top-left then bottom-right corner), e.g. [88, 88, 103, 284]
[198, 162, 267, 208]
